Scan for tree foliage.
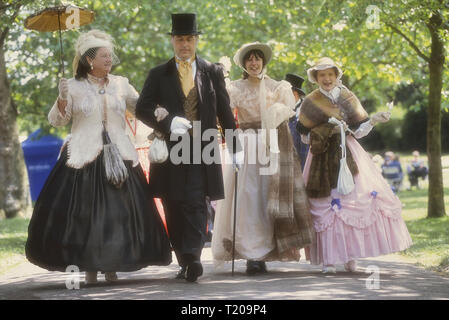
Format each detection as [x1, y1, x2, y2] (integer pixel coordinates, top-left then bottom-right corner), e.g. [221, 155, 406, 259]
[6, 0, 446, 137]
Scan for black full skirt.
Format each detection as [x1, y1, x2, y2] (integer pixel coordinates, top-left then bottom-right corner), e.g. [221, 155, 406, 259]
[25, 148, 172, 272]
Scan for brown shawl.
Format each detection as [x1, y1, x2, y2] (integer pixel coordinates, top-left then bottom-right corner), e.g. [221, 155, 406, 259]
[299, 87, 368, 198]
[299, 87, 369, 129]
[266, 121, 315, 259]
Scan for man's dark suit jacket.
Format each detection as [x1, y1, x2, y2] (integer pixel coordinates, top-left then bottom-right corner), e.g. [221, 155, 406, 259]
[136, 56, 238, 201]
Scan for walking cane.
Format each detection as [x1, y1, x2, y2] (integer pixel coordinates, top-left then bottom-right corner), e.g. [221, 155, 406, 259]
[231, 165, 238, 276]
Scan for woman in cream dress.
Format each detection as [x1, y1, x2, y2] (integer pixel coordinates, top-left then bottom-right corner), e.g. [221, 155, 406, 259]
[212, 43, 314, 275]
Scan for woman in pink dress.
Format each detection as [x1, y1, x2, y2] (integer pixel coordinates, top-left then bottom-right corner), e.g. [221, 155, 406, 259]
[298, 57, 412, 273]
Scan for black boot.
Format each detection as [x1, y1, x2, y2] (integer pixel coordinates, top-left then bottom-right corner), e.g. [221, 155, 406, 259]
[186, 261, 203, 282]
[258, 261, 268, 273]
[246, 260, 261, 276]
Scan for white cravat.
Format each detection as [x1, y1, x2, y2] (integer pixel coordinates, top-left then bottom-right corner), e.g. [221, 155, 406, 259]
[294, 99, 303, 118]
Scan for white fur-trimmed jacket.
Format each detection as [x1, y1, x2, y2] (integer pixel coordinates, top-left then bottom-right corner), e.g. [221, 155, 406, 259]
[48, 74, 140, 169]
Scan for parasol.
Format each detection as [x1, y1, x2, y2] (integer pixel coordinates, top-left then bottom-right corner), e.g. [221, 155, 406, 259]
[24, 4, 95, 77]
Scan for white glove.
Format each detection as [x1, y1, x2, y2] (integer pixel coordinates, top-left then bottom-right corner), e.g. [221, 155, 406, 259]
[352, 120, 374, 139]
[370, 111, 391, 125]
[58, 78, 68, 100]
[170, 116, 192, 135]
[232, 150, 244, 171]
[301, 133, 310, 145]
[329, 117, 355, 136]
[328, 117, 341, 126]
[154, 106, 169, 122]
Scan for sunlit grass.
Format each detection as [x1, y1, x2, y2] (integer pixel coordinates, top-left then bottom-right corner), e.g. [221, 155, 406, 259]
[396, 154, 449, 275]
[0, 218, 29, 275]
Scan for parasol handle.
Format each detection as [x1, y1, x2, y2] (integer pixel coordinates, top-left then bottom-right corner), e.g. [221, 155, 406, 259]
[57, 11, 64, 78]
[231, 167, 238, 276]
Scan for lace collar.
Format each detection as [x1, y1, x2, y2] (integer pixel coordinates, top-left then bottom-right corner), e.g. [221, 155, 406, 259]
[87, 73, 109, 86]
[319, 86, 341, 104]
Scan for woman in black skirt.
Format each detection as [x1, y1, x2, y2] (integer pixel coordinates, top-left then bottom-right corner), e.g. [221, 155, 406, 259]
[25, 30, 172, 284]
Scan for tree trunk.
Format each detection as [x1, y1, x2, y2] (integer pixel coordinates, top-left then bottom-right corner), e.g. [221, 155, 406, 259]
[426, 14, 446, 218]
[0, 44, 29, 218]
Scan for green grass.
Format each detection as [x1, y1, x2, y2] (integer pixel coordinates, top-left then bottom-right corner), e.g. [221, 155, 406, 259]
[0, 217, 29, 275]
[396, 154, 449, 276]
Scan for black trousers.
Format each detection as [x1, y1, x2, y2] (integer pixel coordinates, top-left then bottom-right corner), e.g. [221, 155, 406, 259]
[408, 167, 428, 186]
[163, 164, 208, 267]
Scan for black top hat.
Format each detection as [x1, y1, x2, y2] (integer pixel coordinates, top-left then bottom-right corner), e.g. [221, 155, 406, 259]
[169, 13, 202, 36]
[285, 73, 305, 96]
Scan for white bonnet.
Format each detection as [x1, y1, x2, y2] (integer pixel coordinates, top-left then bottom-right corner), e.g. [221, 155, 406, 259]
[75, 29, 114, 56]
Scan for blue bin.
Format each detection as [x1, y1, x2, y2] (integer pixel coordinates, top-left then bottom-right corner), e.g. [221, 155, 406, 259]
[22, 129, 63, 202]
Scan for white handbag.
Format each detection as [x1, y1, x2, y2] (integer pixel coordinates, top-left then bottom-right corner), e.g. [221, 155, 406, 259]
[148, 133, 168, 163]
[329, 117, 355, 195]
[337, 157, 355, 195]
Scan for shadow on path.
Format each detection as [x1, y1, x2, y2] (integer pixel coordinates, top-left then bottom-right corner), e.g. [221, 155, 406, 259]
[1, 249, 448, 300]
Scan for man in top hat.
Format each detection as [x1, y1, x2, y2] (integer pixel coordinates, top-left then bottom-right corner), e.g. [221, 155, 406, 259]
[136, 13, 241, 282]
[285, 73, 309, 170]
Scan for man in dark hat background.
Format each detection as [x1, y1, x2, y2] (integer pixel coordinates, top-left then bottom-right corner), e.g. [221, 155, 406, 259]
[285, 73, 309, 170]
[136, 13, 241, 282]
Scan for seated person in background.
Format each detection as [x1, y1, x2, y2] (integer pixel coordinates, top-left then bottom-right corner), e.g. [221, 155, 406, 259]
[381, 151, 403, 193]
[407, 150, 428, 189]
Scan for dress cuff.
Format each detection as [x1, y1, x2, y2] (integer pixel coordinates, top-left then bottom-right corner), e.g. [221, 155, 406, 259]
[352, 119, 373, 139]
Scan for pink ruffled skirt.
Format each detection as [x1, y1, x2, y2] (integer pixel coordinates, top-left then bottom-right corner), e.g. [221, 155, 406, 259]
[303, 136, 412, 265]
